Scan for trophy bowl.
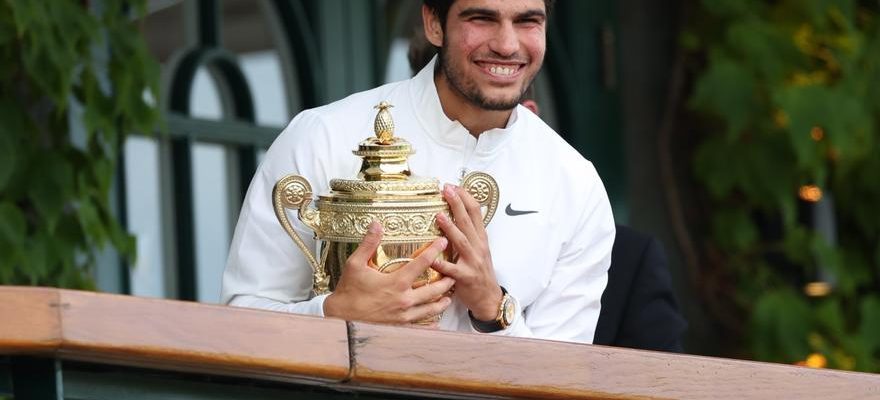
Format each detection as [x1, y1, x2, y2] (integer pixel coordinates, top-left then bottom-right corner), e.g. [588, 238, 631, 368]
[272, 102, 499, 323]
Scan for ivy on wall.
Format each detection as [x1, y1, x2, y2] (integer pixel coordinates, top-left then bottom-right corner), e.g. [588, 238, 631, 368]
[0, 1, 159, 288]
[686, 0, 880, 371]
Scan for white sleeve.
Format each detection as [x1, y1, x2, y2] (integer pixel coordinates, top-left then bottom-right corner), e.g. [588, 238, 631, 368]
[475, 163, 615, 343]
[220, 110, 336, 316]
[228, 294, 330, 316]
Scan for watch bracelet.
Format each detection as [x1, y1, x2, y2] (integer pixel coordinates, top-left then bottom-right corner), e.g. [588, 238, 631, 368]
[468, 286, 509, 333]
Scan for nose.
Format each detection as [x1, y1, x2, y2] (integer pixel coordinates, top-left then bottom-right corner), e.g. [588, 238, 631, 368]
[490, 22, 519, 57]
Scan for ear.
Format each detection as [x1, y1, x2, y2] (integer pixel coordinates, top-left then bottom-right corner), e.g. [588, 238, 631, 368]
[521, 99, 540, 116]
[422, 4, 444, 47]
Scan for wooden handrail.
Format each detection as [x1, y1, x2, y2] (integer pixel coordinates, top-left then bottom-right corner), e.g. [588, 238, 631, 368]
[1, 286, 878, 399]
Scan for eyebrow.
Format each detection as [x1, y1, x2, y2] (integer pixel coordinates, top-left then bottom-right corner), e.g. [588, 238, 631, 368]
[457, 7, 547, 21]
[458, 7, 500, 19]
[515, 9, 547, 21]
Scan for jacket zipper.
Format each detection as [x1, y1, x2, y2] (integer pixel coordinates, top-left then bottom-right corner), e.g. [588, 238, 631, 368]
[459, 138, 477, 184]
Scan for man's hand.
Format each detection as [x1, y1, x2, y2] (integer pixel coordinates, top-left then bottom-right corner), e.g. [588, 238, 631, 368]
[432, 184, 503, 321]
[323, 221, 455, 325]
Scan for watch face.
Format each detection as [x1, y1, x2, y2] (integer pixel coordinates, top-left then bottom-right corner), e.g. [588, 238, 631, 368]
[502, 297, 516, 326]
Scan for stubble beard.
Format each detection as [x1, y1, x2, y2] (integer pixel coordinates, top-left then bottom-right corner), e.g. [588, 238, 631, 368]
[437, 43, 531, 111]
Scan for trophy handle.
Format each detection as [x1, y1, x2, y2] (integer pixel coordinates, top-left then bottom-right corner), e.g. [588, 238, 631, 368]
[272, 174, 330, 294]
[461, 171, 500, 227]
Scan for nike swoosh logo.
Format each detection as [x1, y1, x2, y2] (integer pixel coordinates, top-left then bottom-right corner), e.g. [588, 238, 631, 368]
[505, 204, 538, 216]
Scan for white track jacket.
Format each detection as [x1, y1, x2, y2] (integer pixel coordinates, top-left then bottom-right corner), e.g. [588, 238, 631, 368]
[221, 58, 615, 344]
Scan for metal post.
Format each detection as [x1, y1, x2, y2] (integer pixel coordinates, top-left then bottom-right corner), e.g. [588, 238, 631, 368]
[10, 357, 63, 400]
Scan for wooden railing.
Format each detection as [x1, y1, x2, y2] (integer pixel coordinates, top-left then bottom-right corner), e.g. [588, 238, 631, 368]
[1, 286, 878, 399]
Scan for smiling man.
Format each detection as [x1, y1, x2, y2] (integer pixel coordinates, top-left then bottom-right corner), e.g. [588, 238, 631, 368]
[221, 0, 616, 344]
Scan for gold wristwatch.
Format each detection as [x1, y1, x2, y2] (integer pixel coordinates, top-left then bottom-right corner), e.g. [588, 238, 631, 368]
[469, 286, 516, 333]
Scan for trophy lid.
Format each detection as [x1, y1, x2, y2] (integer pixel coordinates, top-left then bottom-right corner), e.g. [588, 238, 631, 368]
[327, 101, 440, 198]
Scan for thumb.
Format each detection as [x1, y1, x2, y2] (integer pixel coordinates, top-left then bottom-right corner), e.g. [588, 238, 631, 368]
[348, 221, 384, 267]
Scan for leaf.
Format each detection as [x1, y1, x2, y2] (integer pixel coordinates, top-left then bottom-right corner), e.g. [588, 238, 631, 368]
[0, 127, 16, 193]
[702, 0, 763, 17]
[815, 299, 846, 339]
[23, 235, 48, 285]
[76, 200, 108, 246]
[27, 155, 74, 230]
[0, 3, 15, 46]
[739, 135, 798, 209]
[805, 0, 855, 27]
[726, 19, 801, 82]
[782, 225, 813, 265]
[0, 0, 155, 291]
[859, 296, 880, 353]
[775, 84, 874, 174]
[691, 54, 758, 138]
[751, 289, 813, 362]
[712, 209, 759, 252]
[688, 0, 880, 372]
[0, 100, 26, 192]
[0, 202, 25, 249]
[831, 248, 874, 297]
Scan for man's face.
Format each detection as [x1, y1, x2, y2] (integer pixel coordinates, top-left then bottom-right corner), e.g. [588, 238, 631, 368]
[427, 0, 547, 111]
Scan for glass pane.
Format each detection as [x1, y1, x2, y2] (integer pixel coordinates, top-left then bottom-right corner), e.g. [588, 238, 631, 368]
[190, 67, 224, 121]
[192, 143, 232, 303]
[384, 37, 413, 83]
[124, 136, 167, 298]
[240, 51, 290, 127]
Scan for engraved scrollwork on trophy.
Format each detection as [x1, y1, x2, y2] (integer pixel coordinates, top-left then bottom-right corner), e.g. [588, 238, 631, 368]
[330, 179, 439, 193]
[383, 215, 406, 235]
[355, 215, 373, 235]
[299, 204, 320, 232]
[278, 176, 310, 208]
[339, 214, 357, 236]
[461, 172, 500, 227]
[321, 210, 446, 239]
[408, 214, 430, 234]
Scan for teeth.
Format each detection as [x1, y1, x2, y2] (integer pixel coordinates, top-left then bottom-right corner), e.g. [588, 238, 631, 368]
[489, 66, 514, 76]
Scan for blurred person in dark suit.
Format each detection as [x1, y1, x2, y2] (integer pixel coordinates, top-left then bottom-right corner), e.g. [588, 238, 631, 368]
[408, 31, 687, 352]
[594, 225, 686, 352]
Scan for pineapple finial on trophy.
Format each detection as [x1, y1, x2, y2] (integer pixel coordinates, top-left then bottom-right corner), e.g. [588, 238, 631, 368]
[373, 101, 395, 144]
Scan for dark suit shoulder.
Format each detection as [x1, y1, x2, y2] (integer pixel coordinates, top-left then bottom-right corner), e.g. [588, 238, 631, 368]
[594, 225, 651, 345]
[594, 225, 687, 352]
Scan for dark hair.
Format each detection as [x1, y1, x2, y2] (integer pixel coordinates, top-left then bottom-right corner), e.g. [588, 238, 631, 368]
[423, 0, 555, 29]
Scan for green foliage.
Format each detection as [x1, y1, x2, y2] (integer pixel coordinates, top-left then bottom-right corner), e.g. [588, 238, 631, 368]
[687, 0, 880, 371]
[0, 2, 159, 288]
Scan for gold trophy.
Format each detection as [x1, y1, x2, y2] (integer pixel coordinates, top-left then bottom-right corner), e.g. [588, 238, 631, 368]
[272, 102, 500, 316]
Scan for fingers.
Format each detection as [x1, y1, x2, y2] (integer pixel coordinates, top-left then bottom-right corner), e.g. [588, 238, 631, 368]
[348, 221, 383, 267]
[456, 186, 488, 241]
[429, 258, 461, 280]
[435, 212, 470, 259]
[443, 184, 479, 242]
[412, 276, 456, 303]
[403, 296, 452, 323]
[397, 237, 448, 283]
